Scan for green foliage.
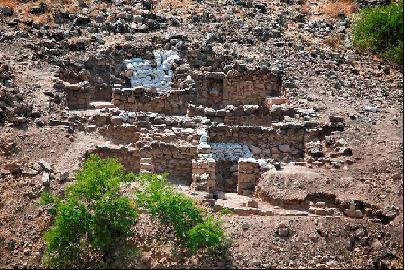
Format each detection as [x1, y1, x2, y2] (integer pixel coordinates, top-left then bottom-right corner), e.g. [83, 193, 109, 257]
[135, 174, 226, 253]
[41, 154, 138, 268]
[39, 191, 61, 216]
[218, 207, 234, 216]
[186, 217, 225, 253]
[67, 154, 136, 202]
[135, 174, 204, 238]
[353, 1, 404, 65]
[40, 191, 60, 205]
[41, 156, 229, 267]
[43, 199, 91, 267]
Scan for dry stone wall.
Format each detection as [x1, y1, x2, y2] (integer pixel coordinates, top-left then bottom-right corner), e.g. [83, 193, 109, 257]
[87, 145, 141, 173]
[237, 158, 274, 196]
[194, 70, 284, 109]
[99, 125, 141, 143]
[137, 142, 198, 184]
[191, 157, 216, 192]
[187, 104, 294, 126]
[87, 142, 198, 185]
[63, 81, 91, 109]
[208, 123, 306, 162]
[112, 86, 195, 115]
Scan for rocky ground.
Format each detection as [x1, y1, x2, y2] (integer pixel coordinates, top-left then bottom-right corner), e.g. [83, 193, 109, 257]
[0, 0, 403, 268]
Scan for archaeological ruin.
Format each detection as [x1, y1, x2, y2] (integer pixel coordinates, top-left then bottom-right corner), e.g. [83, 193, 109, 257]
[1, 0, 403, 268]
[51, 39, 396, 224]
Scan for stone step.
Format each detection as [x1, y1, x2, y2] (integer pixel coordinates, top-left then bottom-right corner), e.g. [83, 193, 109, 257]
[309, 207, 336, 216]
[89, 101, 115, 109]
[140, 163, 153, 170]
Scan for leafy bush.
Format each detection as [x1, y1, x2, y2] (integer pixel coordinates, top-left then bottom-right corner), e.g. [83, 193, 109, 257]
[135, 174, 226, 253]
[186, 217, 225, 253]
[41, 154, 138, 268]
[41, 156, 228, 267]
[353, 1, 404, 65]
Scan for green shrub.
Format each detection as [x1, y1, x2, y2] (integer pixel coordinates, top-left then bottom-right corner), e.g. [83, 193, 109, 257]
[186, 217, 225, 253]
[41, 156, 229, 267]
[353, 1, 404, 65]
[41, 154, 138, 268]
[40, 191, 60, 216]
[218, 207, 234, 216]
[135, 174, 204, 238]
[135, 174, 226, 253]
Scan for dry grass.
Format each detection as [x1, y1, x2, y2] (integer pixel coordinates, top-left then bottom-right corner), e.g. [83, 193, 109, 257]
[320, 0, 358, 18]
[301, 4, 310, 14]
[300, 0, 310, 15]
[155, 0, 193, 10]
[0, 0, 83, 25]
[0, 0, 18, 10]
[324, 33, 344, 50]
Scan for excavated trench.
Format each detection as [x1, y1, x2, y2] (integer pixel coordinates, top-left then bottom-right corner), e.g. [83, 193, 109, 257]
[57, 42, 398, 224]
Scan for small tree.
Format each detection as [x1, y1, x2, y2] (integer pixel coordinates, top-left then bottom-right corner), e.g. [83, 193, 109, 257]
[41, 154, 138, 268]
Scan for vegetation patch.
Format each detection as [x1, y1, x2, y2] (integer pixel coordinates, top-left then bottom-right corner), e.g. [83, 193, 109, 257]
[353, 1, 403, 65]
[40, 154, 138, 268]
[135, 173, 227, 254]
[40, 155, 228, 268]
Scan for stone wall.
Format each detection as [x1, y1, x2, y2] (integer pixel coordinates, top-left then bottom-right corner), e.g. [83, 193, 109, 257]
[112, 86, 195, 115]
[99, 125, 141, 143]
[194, 72, 225, 108]
[87, 145, 141, 173]
[191, 157, 216, 192]
[64, 81, 91, 109]
[237, 158, 274, 196]
[138, 142, 198, 184]
[193, 70, 283, 109]
[99, 123, 201, 145]
[88, 143, 198, 185]
[58, 58, 112, 103]
[224, 70, 282, 105]
[207, 123, 306, 162]
[187, 104, 294, 126]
